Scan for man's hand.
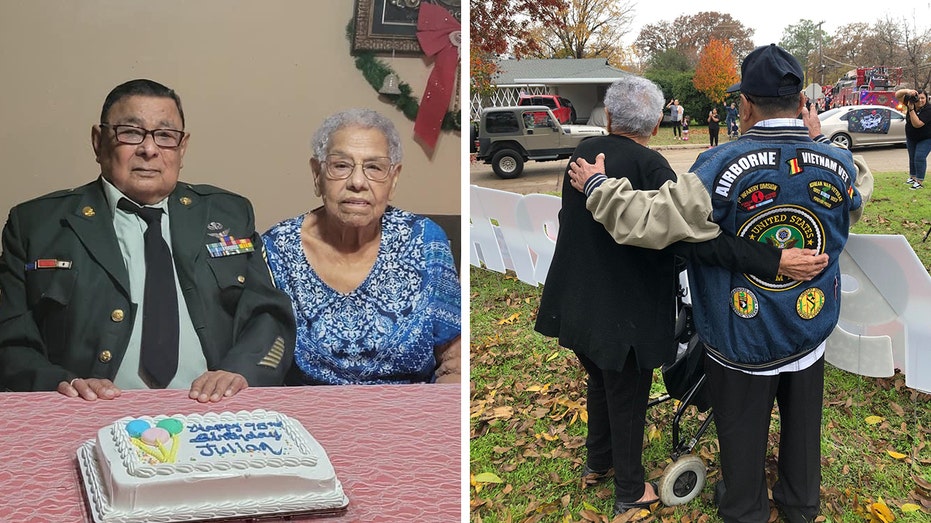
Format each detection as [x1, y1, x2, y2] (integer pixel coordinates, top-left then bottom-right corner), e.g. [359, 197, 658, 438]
[800, 103, 821, 140]
[189, 370, 248, 403]
[778, 248, 829, 281]
[57, 378, 122, 401]
[568, 152, 607, 193]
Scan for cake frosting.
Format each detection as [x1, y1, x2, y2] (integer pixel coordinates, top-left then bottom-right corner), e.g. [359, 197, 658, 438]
[78, 409, 348, 523]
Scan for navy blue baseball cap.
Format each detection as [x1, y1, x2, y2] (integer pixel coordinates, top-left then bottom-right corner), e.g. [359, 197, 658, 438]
[726, 44, 804, 97]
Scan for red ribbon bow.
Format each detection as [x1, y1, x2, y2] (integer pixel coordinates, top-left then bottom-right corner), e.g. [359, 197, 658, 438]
[414, 3, 460, 149]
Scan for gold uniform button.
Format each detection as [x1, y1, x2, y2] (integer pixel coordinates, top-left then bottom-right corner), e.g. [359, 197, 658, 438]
[82, 206, 96, 217]
[179, 196, 193, 206]
[98, 350, 112, 363]
[110, 309, 125, 322]
[237, 275, 246, 284]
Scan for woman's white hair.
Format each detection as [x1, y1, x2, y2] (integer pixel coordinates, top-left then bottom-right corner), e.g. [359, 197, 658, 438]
[603, 75, 665, 137]
[311, 108, 403, 164]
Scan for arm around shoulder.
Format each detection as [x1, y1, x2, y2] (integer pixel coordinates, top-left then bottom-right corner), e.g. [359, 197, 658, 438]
[585, 173, 720, 250]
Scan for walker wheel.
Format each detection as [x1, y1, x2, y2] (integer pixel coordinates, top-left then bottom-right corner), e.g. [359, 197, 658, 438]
[657, 454, 706, 506]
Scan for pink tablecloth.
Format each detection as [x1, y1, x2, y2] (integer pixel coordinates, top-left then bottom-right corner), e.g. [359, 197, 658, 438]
[0, 384, 461, 522]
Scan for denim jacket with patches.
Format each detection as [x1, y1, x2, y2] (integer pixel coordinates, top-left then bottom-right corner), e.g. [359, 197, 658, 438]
[687, 123, 861, 370]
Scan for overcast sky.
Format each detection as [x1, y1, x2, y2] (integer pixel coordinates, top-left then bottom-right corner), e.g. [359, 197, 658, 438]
[623, 1, 931, 47]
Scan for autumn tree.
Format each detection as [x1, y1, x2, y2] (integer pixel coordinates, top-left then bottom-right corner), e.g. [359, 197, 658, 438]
[469, 0, 563, 93]
[693, 38, 739, 104]
[525, 0, 635, 60]
[636, 12, 754, 68]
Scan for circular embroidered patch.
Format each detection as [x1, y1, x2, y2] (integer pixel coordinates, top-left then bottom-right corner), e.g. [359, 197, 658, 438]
[737, 205, 825, 291]
[731, 287, 759, 318]
[796, 288, 825, 319]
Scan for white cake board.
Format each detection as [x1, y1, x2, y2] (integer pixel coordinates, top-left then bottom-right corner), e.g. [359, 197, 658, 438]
[77, 440, 349, 523]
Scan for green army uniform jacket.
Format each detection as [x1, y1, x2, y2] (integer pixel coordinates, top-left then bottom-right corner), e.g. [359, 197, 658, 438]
[0, 178, 296, 391]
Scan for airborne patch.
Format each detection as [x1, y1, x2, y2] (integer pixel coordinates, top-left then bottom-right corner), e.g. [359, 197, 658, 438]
[796, 288, 825, 319]
[738, 183, 780, 212]
[737, 205, 825, 292]
[808, 180, 844, 210]
[731, 287, 759, 318]
[712, 149, 780, 199]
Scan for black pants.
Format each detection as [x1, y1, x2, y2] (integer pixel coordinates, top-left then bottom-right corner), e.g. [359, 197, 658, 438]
[576, 350, 653, 503]
[704, 353, 823, 523]
[709, 125, 720, 146]
[672, 121, 682, 137]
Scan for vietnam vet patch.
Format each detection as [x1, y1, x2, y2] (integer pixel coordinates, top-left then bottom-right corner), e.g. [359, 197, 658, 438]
[796, 288, 825, 319]
[206, 235, 255, 257]
[792, 149, 852, 187]
[738, 183, 780, 212]
[738, 205, 825, 292]
[731, 287, 759, 318]
[713, 149, 781, 199]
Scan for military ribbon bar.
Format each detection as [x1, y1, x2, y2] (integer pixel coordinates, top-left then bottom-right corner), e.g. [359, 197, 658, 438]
[25, 259, 72, 271]
[206, 235, 255, 258]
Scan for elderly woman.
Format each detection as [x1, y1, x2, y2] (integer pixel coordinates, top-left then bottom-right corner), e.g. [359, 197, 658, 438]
[534, 75, 794, 516]
[262, 109, 460, 385]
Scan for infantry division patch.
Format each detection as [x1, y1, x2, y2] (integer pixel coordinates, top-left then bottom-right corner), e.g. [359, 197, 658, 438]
[738, 183, 780, 212]
[738, 205, 825, 291]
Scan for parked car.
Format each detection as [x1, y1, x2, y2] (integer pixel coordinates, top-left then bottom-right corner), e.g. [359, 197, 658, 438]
[818, 105, 906, 149]
[475, 105, 607, 179]
[518, 94, 576, 124]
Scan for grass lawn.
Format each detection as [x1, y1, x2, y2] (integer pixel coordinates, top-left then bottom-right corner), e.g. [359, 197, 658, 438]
[469, 169, 931, 522]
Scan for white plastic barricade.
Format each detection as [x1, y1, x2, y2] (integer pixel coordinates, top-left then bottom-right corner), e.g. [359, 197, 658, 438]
[826, 233, 931, 393]
[470, 186, 931, 392]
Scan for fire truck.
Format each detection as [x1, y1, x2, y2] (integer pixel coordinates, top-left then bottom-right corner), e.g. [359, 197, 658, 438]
[831, 67, 903, 109]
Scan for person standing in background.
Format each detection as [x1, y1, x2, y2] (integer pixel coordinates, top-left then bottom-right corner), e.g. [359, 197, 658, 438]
[667, 98, 682, 139]
[895, 88, 931, 190]
[707, 107, 720, 147]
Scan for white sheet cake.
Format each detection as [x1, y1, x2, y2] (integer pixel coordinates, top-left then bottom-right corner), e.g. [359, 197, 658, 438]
[77, 409, 348, 523]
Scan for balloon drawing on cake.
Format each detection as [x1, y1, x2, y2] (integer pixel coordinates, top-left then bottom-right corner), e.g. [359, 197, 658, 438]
[126, 418, 183, 463]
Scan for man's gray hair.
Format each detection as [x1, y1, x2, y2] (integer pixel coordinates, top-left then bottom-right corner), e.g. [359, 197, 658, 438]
[312, 108, 403, 164]
[603, 76, 665, 137]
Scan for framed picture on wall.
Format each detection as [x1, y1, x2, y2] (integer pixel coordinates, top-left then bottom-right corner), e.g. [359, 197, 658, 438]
[352, 0, 461, 54]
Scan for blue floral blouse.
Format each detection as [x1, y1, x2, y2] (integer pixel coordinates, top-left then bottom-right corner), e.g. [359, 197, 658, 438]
[262, 207, 461, 385]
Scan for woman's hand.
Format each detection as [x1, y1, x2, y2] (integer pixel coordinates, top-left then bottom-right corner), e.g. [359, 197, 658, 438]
[434, 336, 461, 384]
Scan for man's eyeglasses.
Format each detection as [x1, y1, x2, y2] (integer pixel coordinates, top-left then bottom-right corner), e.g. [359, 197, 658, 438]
[101, 124, 185, 148]
[322, 155, 394, 182]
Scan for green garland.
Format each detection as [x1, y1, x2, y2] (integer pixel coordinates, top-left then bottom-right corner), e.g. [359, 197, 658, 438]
[347, 22, 460, 132]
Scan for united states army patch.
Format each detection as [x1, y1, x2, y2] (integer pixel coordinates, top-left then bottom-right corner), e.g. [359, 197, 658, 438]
[737, 205, 825, 291]
[731, 287, 759, 318]
[796, 288, 825, 319]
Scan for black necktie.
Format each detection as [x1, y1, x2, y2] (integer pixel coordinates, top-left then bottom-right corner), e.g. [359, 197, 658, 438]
[117, 198, 179, 388]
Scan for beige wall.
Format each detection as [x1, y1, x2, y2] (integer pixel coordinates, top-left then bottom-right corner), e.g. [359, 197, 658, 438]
[0, 0, 461, 231]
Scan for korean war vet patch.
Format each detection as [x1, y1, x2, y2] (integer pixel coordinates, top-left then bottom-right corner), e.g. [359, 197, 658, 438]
[738, 183, 780, 212]
[796, 287, 825, 319]
[206, 235, 255, 257]
[737, 205, 825, 292]
[713, 149, 780, 199]
[808, 180, 844, 210]
[731, 287, 759, 318]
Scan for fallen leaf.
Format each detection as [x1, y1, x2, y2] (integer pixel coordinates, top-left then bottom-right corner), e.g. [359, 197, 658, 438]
[473, 472, 504, 484]
[901, 503, 921, 513]
[887, 450, 907, 460]
[865, 415, 885, 425]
